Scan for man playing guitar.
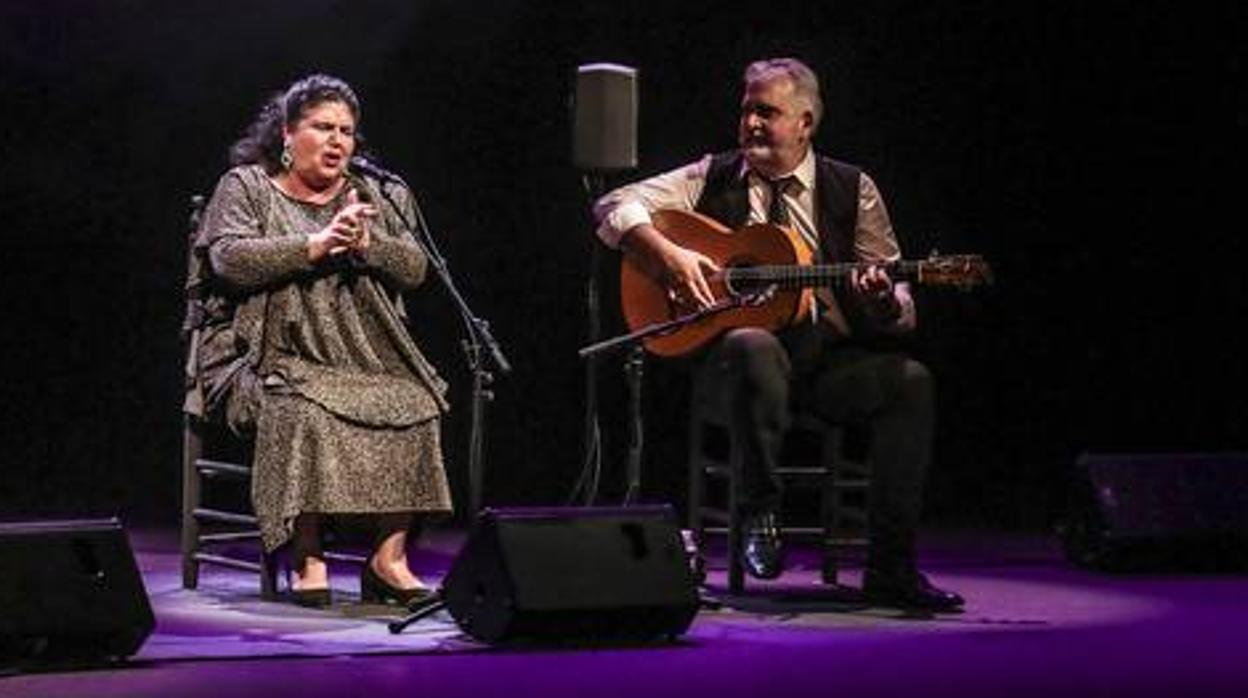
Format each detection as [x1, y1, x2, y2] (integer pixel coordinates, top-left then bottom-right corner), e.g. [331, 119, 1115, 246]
[593, 57, 964, 612]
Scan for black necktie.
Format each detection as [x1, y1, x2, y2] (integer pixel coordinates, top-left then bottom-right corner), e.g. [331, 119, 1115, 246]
[766, 176, 794, 226]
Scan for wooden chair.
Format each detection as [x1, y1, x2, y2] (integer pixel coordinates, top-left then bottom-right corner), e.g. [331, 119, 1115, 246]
[179, 194, 279, 599]
[686, 370, 871, 595]
[179, 194, 367, 600]
[180, 412, 280, 599]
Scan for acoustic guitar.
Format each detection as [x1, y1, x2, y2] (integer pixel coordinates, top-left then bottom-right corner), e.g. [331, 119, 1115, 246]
[619, 209, 992, 357]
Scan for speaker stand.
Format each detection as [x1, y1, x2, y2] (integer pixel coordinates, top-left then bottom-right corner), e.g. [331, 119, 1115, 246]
[569, 172, 607, 506]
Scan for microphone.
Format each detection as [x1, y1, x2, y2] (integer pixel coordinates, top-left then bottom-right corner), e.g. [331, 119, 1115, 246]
[350, 155, 403, 184]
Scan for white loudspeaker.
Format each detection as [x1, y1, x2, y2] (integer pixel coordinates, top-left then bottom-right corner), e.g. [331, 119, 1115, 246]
[573, 63, 638, 171]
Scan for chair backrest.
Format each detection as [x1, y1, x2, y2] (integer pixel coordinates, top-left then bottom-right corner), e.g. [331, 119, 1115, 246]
[181, 195, 208, 339]
[182, 194, 208, 417]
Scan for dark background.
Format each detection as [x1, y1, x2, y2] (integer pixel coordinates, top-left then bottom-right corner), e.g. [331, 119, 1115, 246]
[1, 1, 1243, 533]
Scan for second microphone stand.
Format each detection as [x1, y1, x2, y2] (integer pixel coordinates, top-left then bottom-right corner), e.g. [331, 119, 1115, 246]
[577, 288, 778, 506]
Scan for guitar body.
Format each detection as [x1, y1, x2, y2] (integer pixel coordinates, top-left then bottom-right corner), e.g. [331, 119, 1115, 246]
[620, 209, 815, 357]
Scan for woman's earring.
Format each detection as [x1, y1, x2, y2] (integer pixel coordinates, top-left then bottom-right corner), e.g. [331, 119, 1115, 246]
[280, 140, 293, 170]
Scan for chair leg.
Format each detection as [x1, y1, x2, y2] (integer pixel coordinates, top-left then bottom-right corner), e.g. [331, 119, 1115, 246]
[820, 469, 840, 585]
[727, 523, 745, 594]
[181, 416, 202, 591]
[820, 426, 843, 585]
[260, 549, 279, 600]
[686, 419, 710, 585]
[727, 431, 745, 595]
[687, 417, 704, 544]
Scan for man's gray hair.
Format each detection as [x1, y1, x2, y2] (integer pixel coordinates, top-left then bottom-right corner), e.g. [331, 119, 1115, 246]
[744, 58, 823, 130]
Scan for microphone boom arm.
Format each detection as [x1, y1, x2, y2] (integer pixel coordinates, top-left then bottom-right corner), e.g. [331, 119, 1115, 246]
[354, 159, 511, 375]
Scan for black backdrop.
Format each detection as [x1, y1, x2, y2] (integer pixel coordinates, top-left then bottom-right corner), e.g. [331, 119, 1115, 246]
[1, 1, 1243, 531]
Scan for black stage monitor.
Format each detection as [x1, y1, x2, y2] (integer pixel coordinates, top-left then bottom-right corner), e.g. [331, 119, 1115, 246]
[1061, 452, 1248, 571]
[442, 505, 699, 644]
[0, 518, 154, 664]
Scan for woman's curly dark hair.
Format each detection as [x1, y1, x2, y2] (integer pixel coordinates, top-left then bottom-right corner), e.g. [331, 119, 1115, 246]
[229, 74, 364, 173]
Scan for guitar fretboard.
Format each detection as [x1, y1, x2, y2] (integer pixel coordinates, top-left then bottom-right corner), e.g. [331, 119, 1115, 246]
[725, 261, 922, 290]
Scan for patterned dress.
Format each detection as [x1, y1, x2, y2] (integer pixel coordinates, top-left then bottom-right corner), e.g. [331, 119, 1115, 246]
[193, 164, 452, 551]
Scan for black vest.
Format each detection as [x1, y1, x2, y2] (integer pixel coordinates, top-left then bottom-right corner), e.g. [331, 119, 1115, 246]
[695, 150, 888, 342]
[692, 151, 862, 263]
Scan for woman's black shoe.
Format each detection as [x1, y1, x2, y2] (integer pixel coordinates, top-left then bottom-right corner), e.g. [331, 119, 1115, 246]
[289, 587, 333, 608]
[361, 562, 434, 608]
[284, 565, 332, 608]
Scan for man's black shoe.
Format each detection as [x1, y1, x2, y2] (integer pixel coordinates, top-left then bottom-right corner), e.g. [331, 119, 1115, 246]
[863, 570, 964, 613]
[741, 511, 784, 579]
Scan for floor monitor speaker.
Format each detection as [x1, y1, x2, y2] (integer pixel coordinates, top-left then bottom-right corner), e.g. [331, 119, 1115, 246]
[0, 518, 154, 663]
[1060, 452, 1248, 571]
[442, 505, 698, 644]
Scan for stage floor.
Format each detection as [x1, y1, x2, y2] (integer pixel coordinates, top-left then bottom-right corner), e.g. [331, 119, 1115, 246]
[4, 526, 1248, 697]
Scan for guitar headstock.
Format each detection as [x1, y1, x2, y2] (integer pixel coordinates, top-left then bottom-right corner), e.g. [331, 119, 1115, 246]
[916, 253, 994, 290]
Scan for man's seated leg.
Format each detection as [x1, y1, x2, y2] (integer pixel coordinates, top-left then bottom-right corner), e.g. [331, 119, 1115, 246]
[854, 354, 963, 611]
[862, 520, 963, 612]
[704, 328, 792, 580]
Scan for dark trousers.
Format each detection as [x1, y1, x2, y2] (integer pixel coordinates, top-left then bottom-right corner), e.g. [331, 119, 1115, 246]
[696, 324, 935, 575]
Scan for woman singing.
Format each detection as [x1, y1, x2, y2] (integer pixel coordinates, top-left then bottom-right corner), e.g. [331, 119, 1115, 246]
[195, 74, 451, 608]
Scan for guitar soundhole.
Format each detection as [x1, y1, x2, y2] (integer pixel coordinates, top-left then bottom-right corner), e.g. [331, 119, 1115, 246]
[723, 258, 763, 297]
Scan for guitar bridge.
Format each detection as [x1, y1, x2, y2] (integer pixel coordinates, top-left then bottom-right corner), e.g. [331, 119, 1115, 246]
[738, 285, 778, 307]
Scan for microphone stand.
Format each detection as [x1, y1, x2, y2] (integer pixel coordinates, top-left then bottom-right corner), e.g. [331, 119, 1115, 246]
[576, 290, 774, 608]
[371, 165, 510, 638]
[388, 589, 447, 635]
[366, 170, 511, 521]
[577, 288, 777, 358]
[621, 345, 644, 505]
